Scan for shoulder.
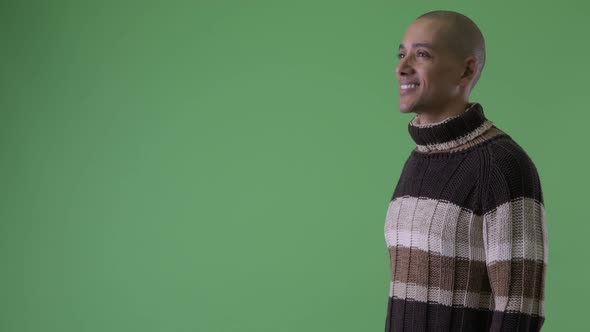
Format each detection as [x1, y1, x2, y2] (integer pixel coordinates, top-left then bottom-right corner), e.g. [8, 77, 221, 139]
[482, 134, 544, 212]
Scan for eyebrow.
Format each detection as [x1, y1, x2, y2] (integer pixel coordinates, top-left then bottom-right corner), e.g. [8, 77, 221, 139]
[399, 42, 434, 50]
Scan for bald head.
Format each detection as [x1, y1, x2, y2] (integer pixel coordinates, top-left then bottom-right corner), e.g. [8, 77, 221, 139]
[416, 11, 486, 87]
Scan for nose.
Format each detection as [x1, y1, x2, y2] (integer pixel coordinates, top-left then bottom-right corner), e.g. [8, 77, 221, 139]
[396, 56, 415, 78]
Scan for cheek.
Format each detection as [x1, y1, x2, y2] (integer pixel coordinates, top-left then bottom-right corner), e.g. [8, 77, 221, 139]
[437, 66, 461, 86]
[425, 70, 455, 92]
[417, 67, 439, 88]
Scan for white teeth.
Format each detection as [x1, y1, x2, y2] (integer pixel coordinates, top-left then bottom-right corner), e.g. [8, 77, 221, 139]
[401, 84, 418, 89]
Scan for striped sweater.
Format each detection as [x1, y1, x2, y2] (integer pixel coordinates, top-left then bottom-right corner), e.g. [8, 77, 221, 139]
[383, 103, 548, 331]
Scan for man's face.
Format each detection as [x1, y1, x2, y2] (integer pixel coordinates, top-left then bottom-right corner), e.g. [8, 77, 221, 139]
[396, 18, 464, 114]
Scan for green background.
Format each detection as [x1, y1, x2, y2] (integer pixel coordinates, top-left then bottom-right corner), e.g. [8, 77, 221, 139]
[1, 1, 585, 331]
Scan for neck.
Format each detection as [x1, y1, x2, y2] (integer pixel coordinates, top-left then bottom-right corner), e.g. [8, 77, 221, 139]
[407, 102, 495, 153]
[413, 99, 471, 125]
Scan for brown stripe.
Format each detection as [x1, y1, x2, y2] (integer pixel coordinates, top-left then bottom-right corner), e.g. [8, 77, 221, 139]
[486, 259, 547, 299]
[389, 245, 546, 301]
[389, 246, 491, 293]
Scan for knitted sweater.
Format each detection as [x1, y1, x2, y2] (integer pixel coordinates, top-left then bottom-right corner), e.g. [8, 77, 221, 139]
[383, 103, 548, 331]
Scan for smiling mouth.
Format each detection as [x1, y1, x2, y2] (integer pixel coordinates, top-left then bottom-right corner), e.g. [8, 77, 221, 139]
[400, 84, 419, 90]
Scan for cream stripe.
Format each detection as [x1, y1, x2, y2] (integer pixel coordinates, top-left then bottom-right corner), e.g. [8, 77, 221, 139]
[415, 120, 494, 152]
[384, 196, 485, 260]
[384, 196, 547, 264]
[390, 281, 495, 310]
[389, 281, 544, 315]
[483, 198, 547, 265]
[486, 293, 545, 316]
[389, 229, 487, 261]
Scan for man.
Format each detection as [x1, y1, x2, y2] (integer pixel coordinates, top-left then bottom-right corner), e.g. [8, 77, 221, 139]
[383, 10, 548, 331]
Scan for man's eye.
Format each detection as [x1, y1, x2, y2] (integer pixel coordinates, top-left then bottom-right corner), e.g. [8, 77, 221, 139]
[417, 51, 429, 57]
[397, 53, 405, 59]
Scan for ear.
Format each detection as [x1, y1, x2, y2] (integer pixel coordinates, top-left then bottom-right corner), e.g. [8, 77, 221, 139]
[459, 56, 478, 87]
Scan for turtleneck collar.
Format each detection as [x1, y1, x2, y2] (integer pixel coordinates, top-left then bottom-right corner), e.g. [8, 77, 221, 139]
[408, 102, 494, 153]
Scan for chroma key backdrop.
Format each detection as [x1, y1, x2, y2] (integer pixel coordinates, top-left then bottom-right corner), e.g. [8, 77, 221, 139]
[0, 1, 586, 331]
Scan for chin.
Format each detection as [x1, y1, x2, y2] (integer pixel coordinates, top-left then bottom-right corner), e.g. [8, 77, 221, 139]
[399, 104, 414, 114]
[399, 97, 418, 114]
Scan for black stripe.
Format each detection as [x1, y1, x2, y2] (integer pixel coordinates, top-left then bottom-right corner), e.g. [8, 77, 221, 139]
[384, 297, 544, 331]
[391, 150, 483, 214]
[483, 136, 544, 213]
[408, 103, 488, 146]
[390, 135, 543, 215]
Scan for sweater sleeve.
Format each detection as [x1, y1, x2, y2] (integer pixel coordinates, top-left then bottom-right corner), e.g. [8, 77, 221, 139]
[482, 146, 548, 332]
